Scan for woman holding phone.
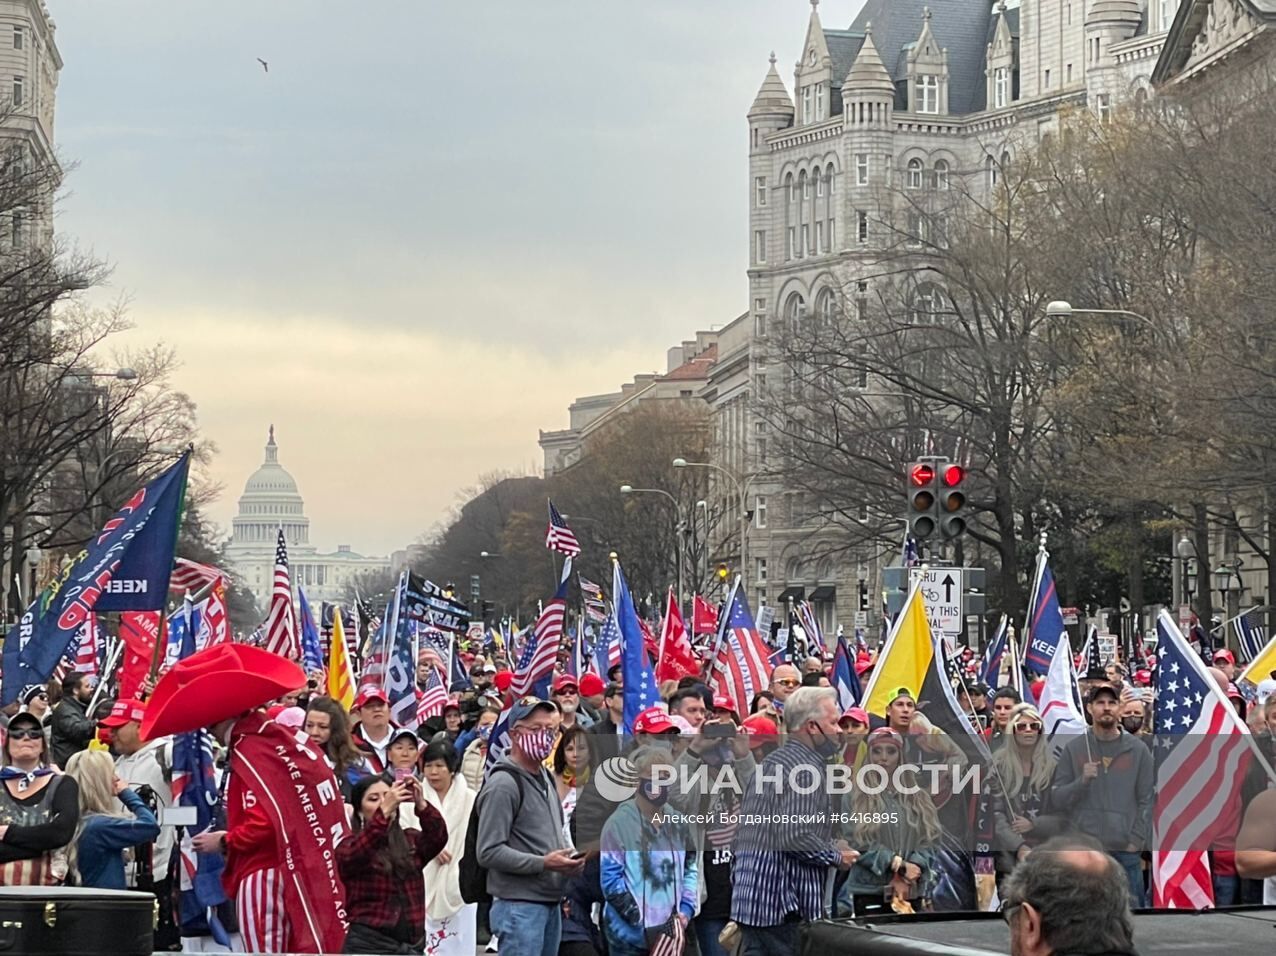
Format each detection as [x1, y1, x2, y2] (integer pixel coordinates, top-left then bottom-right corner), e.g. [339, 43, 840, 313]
[338, 774, 448, 954]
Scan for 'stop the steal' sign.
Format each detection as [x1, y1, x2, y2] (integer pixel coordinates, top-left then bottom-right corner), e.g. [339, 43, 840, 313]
[402, 572, 471, 634]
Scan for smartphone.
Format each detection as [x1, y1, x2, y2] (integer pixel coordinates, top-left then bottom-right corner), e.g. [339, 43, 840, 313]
[570, 850, 586, 860]
[393, 767, 413, 784]
[704, 721, 737, 739]
[160, 806, 198, 827]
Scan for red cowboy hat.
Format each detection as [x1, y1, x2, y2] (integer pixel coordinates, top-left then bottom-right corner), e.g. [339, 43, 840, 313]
[140, 642, 306, 741]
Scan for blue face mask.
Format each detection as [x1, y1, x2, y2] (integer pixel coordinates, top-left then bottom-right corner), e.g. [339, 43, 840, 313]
[478, 724, 493, 741]
[810, 726, 841, 760]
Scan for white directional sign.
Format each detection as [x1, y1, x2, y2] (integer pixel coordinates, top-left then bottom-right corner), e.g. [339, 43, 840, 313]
[911, 567, 964, 643]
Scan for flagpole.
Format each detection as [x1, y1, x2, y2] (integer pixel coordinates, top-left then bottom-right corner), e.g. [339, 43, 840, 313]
[87, 637, 126, 716]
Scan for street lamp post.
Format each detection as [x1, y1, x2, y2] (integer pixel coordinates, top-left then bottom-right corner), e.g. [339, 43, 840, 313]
[619, 485, 683, 607]
[1044, 301, 1155, 330]
[672, 457, 757, 590]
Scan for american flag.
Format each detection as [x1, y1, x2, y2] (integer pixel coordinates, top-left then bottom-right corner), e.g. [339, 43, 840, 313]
[1151, 610, 1254, 909]
[261, 529, 298, 659]
[168, 558, 223, 595]
[795, 600, 823, 650]
[648, 915, 686, 956]
[1233, 611, 1268, 664]
[545, 501, 581, 557]
[594, 607, 623, 676]
[579, 575, 607, 623]
[901, 533, 921, 568]
[416, 665, 449, 722]
[707, 582, 771, 718]
[510, 589, 566, 699]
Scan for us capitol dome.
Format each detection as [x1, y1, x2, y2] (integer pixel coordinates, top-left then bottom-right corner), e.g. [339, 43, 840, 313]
[224, 427, 391, 607]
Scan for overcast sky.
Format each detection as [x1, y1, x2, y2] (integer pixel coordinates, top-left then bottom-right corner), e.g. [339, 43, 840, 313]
[52, 0, 866, 554]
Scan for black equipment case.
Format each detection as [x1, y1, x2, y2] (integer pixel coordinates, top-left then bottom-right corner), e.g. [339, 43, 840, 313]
[0, 886, 155, 955]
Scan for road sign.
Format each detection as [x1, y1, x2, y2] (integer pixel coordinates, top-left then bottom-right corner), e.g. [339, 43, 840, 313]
[466, 622, 484, 643]
[1097, 633, 1119, 664]
[853, 611, 868, 629]
[911, 567, 964, 640]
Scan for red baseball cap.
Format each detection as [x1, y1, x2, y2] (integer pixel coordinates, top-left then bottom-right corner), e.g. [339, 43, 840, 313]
[552, 674, 579, 693]
[353, 685, 390, 710]
[854, 658, 874, 676]
[712, 694, 737, 713]
[1213, 649, 1236, 665]
[633, 706, 678, 735]
[493, 670, 514, 693]
[579, 673, 606, 697]
[101, 698, 147, 728]
[741, 714, 778, 747]
[840, 706, 869, 725]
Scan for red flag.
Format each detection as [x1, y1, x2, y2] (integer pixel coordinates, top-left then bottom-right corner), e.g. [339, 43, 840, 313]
[656, 589, 699, 683]
[118, 611, 162, 699]
[692, 595, 719, 635]
[639, 617, 661, 666]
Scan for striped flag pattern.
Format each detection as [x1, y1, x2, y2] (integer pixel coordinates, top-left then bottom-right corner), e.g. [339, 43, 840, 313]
[326, 605, 355, 710]
[262, 529, 298, 659]
[545, 501, 581, 557]
[1233, 611, 1268, 664]
[73, 614, 101, 677]
[509, 593, 566, 698]
[707, 582, 771, 719]
[416, 665, 449, 722]
[1151, 610, 1253, 909]
[169, 558, 223, 594]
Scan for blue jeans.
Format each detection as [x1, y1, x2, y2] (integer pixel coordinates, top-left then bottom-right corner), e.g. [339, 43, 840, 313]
[694, 918, 729, 956]
[491, 900, 561, 956]
[1112, 852, 1147, 908]
[1213, 874, 1239, 907]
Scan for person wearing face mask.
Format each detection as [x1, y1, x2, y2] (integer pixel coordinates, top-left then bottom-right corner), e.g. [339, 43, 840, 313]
[731, 688, 859, 954]
[461, 707, 501, 791]
[1118, 693, 1151, 749]
[476, 697, 584, 956]
[599, 747, 698, 956]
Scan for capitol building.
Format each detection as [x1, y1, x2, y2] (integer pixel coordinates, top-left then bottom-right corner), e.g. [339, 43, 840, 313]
[224, 428, 391, 607]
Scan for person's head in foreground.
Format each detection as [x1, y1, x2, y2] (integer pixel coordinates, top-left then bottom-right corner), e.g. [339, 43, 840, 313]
[1002, 835, 1136, 956]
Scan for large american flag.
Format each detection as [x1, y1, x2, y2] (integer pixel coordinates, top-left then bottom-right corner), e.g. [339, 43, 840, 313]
[1151, 610, 1253, 909]
[73, 613, 101, 677]
[545, 501, 581, 557]
[416, 664, 450, 722]
[707, 583, 771, 717]
[509, 589, 566, 698]
[262, 529, 298, 659]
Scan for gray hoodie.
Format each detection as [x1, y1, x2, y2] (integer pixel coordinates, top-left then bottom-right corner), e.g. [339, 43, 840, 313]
[1048, 729, 1153, 851]
[475, 756, 569, 903]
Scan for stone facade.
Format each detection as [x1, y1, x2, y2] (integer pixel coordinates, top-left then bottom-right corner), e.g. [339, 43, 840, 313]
[224, 428, 391, 607]
[727, 0, 1218, 639]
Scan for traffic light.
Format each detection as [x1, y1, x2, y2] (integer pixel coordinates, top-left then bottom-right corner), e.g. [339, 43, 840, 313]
[907, 460, 939, 538]
[469, 574, 481, 604]
[480, 600, 494, 621]
[938, 463, 967, 539]
[717, 563, 729, 582]
[858, 579, 869, 611]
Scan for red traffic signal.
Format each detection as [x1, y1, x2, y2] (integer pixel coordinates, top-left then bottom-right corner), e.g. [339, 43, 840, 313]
[910, 463, 936, 487]
[942, 464, 965, 487]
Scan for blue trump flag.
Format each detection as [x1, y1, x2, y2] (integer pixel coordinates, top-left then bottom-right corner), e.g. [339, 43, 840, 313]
[979, 616, 1009, 686]
[614, 560, 660, 733]
[832, 634, 861, 711]
[1024, 552, 1066, 675]
[3, 451, 190, 705]
[298, 587, 324, 675]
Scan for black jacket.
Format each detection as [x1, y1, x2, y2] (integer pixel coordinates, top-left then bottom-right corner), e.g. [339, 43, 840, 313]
[50, 696, 95, 769]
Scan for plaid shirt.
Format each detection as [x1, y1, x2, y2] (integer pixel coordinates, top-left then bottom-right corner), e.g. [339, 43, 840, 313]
[730, 738, 842, 927]
[336, 802, 448, 939]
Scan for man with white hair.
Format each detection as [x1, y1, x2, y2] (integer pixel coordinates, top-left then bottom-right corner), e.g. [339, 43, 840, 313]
[731, 687, 858, 955]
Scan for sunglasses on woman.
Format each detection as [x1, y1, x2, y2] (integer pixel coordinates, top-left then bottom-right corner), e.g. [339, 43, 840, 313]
[7, 729, 43, 741]
[1015, 722, 1043, 733]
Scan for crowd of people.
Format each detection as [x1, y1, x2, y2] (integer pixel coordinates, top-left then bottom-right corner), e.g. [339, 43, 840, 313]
[0, 637, 1273, 955]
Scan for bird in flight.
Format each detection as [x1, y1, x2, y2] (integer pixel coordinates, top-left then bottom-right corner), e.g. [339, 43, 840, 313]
[257, 58, 269, 73]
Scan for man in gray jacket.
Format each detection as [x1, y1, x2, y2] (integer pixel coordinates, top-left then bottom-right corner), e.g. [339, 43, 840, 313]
[1048, 682, 1154, 906]
[476, 697, 584, 956]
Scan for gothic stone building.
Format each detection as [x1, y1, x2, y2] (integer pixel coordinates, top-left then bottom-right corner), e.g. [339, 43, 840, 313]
[715, 0, 1272, 640]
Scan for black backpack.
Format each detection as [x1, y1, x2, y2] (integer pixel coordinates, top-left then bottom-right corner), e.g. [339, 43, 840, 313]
[459, 764, 529, 905]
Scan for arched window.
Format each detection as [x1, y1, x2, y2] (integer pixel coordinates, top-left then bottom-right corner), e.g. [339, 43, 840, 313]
[933, 159, 950, 190]
[1000, 150, 1011, 175]
[910, 283, 945, 324]
[907, 157, 924, 189]
[816, 288, 837, 326]
[816, 557, 835, 581]
[784, 292, 806, 332]
[986, 154, 998, 188]
[785, 556, 805, 581]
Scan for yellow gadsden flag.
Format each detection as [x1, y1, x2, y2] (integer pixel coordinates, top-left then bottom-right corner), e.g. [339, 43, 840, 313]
[861, 583, 936, 718]
[1240, 631, 1276, 689]
[327, 607, 355, 711]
